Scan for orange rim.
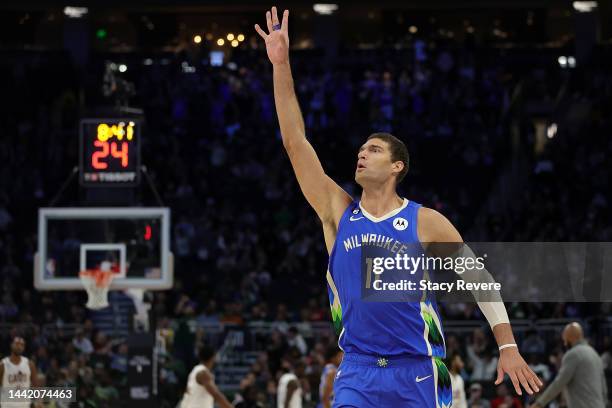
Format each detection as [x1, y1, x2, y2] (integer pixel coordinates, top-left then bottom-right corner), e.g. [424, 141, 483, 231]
[79, 269, 116, 287]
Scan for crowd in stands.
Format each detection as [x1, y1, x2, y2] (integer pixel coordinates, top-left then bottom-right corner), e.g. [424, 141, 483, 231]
[0, 32, 611, 407]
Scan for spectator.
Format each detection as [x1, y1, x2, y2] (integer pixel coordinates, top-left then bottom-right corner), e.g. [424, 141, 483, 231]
[277, 359, 305, 408]
[491, 383, 522, 408]
[287, 327, 308, 356]
[468, 383, 491, 408]
[450, 353, 468, 408]
[72, 328, 94, 355]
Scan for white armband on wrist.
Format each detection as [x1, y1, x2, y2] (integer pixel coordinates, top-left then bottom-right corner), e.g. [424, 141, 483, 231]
[499, 343, 518, 351]
[477, 300, 510, 328]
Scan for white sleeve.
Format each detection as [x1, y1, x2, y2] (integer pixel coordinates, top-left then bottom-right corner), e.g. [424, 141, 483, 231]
[454, 245, 510, 328]
[476, 300, 509, 328]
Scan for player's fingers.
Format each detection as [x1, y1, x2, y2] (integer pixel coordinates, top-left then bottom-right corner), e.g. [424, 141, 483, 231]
[254, 24, 268, 39]
[266, 10, 273, 32]
[526, 367, 542, 390]
[524, 367, 540, 393]
[517, 369, 534, 395]
[494, 364, 504, 385]
[529, 368, 544, 386]
[509, 370, 522, 396]
[272, 6, 280, 25]
[281, 10, 289, 34]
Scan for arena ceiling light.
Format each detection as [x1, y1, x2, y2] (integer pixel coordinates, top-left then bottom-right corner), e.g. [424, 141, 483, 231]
[547, 123, 558, 139]
[63, 6, 88, 18]
[313, 4, 339, 15]
[572, 1, 597, 12]
[558, 56, 576, 68]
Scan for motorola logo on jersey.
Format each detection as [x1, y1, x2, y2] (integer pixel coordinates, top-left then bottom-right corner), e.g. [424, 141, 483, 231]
[393, 217, 408, 231]
[352, 208, 360, 214]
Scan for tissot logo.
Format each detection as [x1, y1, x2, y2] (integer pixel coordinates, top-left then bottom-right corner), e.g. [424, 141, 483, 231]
[393, 217, 408, 231]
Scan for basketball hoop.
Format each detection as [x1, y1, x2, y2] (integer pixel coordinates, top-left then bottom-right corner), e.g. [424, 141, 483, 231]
[79, 265, 116, 309]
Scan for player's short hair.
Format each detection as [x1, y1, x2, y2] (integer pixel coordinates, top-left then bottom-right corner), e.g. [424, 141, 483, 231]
[324, 344, 342, 361]
[367, 132, 409, 184]
[198, 345, 216, 363]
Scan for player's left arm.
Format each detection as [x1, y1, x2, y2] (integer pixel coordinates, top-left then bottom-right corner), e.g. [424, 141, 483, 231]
[321, 368, 336, 408]
[418, 207, 543, 396]
[29, 362, 45, 408]
[196, 370, 233, 408]
[29, 361, 39, 387]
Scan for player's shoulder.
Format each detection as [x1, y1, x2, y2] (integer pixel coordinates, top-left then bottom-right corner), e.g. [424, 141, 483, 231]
[416, 206, 462, 242]
[280, 372, 298, 381]
[416, 206, 448, 227]
[195, 366, 212, 381]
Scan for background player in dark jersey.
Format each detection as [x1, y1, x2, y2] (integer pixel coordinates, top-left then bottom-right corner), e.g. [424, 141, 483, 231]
[255, 6, 542, 407]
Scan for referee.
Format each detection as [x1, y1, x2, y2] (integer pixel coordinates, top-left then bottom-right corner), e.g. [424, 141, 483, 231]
[529, 322, 608, 408]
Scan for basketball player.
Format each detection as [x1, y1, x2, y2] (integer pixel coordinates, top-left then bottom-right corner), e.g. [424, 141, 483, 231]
[0, 337, 38, 408]
[255, 7, 543, 407]
[319, 346, 343, 408]
[277, 359, 305, 408]
[180, 346, 233, 408]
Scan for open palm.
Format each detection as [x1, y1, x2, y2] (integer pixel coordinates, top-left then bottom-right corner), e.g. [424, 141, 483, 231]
[254, 7, 290, 65]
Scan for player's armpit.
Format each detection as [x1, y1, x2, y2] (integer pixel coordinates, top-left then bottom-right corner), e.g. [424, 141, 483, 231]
[284, 137, 352, 224]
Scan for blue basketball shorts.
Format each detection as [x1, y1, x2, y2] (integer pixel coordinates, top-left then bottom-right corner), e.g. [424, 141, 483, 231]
[332, 353, 452, 408]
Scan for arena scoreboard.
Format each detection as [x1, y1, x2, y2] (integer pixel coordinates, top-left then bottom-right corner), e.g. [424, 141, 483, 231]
[79, 119, 141, 186]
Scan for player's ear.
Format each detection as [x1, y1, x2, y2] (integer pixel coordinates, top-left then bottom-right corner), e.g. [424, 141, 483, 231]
[392, 160, 404, 175]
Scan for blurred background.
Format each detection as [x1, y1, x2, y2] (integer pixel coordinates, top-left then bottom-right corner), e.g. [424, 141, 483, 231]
[0, 0, 611, 407]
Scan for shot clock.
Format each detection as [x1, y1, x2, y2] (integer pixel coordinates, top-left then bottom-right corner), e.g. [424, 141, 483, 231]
[79, 119, 141, 186]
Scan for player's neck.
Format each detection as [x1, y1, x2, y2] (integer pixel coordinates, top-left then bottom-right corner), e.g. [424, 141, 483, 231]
[9, 355, 21, 364]
[360, 187, 403, 218]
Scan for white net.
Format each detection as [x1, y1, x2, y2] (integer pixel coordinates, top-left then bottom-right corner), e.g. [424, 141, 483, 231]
[79, 267, 115, 310]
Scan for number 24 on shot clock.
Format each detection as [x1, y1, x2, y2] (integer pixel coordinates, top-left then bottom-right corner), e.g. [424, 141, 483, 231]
[79, 118, 141, 186]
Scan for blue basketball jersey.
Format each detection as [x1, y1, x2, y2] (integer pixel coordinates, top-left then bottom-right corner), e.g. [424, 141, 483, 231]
[326, 198, 446, 358]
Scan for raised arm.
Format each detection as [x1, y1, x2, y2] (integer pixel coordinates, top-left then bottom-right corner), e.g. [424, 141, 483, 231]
[255, 7, 351, 227]
[418, 207, 542, 396]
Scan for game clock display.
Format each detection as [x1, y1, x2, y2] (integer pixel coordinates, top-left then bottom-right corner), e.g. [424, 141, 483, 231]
[79, 119, 141, 186]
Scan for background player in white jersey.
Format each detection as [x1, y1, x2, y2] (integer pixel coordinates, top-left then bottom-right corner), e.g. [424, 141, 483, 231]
[277, 360, 305, 408]
[318, 346, 343, 408]
[180, 346, 233, 408]
[0, 337, 38, 408]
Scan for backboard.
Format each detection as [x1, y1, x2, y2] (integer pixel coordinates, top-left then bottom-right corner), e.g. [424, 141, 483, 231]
[35, 207, 173, 290]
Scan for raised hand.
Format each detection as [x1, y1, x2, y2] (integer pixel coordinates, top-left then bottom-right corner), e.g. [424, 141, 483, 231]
[254, 6, 290, 65]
